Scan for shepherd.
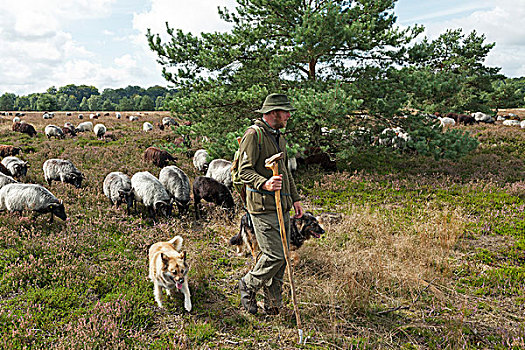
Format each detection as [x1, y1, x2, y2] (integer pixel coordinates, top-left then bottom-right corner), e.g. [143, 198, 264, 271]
[237, 93, 304, 318]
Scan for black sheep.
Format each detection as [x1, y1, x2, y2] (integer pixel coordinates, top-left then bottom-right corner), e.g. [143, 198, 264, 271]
[193, 176, 234, 220]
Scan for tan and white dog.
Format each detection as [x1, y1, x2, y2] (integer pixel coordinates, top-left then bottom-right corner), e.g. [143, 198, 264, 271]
[148, 235, 192, 311]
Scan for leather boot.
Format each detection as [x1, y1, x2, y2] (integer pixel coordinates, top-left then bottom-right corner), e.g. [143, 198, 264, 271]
[239, 278, 257, 314]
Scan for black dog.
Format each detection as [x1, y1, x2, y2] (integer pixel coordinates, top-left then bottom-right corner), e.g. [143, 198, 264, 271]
[230, 211, 325, 263]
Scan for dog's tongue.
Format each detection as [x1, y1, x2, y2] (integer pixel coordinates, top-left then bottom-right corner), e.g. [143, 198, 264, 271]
[176, 282, 183, 290]
[313, 232, 321, 238]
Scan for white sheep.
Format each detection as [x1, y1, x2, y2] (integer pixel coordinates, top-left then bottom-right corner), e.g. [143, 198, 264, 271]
[103, 172, 134, 213]
[0, 173, 18, 189]
[12, 117, 20, 123]
[162, 117, 178, 127]
[205, 159, 232, 189]
[94, 124, 107, 139]
[76, 121, 94, 133]
[44, 125, 65, 139]
[143, 122, 153, 132]
[64, 122, 74, 129]
[438, 117, 456, 127]
[378, 127, 411, 149]
[131, 171, 172, 218]
[1, 156, 28, 178]
[129, 116, 139, 121]
[520, 121, 525, 129]
[502, 120, 520, 127]
[193, 149, 210, 174]
[43, 159, 83, 188]
[159, 166, 190, 215]
[42, 113, 52, 119]
[116, 112, 122, 119]
[472, 112, 494, 123]
[0, 183, 66, 222]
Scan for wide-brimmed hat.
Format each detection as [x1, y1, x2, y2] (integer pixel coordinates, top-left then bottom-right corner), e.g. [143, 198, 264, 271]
[255, 93, 296, 114]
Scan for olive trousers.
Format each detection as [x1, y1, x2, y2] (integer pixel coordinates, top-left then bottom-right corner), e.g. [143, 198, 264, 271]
[243, 211, 290, 308]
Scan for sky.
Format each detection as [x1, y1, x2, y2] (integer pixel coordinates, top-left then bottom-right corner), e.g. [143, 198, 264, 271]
[0, 0, 523, 96]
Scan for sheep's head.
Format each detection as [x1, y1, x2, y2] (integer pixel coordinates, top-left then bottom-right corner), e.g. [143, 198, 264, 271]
[49, 201, 67, 221]
[67, 172, 83, 188]
[154, 200, 172, 217]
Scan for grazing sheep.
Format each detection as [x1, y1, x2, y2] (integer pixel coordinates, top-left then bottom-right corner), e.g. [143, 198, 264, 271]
[503, 119, 521, 127]
[205, 159, 232, 189]
[129, 116, 139, 121]
[0, 145, 21, 158]
[0, 173, 18, 189]
[43, 159, 83, 188]
[472, 112, 495, 123]
[116, 112, 122, 119]
[193, 149, 209, 173]
[103, 172, 134, 213]
[42, 113, 52, 119]
[89, 113, 97, 120]
[143, 122, 153, 132]
[0, 183, 66, 222]
[521, 120, 525, 129]
[131, 171, 172, 218]
[12, 122, 37, 137]
[1, 156, 28, 178]
[378, 127, 412, 149]
[66, 112, 72, 116]
[78, 114, 84, 119]
[159, 166, 191, 216]
[457, 114, 476, 125]
[12, 117, 20, 123]
[76, 121, 94, 133]
[193, 176, 234, 220]
[94, 124, 107, 139]
[44, 125, 65, 139]
[303, 152, 337, 172]
[438, 117, 456, 127]
[144, 147, 177, 168]
[162, 117, 178, 128]
[63, 125, 77, 137]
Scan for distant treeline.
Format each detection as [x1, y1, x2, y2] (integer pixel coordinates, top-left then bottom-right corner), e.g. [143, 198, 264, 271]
[0, 84, 175, 112]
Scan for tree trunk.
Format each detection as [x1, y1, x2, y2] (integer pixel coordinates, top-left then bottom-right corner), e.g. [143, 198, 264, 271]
[309, 57, 317, 81]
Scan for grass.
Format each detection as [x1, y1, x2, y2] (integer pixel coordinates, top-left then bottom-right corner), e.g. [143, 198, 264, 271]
[0, 111, 524, 348]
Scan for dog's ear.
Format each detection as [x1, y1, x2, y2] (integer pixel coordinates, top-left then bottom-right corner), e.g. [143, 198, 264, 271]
[161, 253, 169, 266]
[181, 251, 186, 261]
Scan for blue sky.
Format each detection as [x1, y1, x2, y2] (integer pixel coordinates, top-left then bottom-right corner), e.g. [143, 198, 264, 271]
[0, 0, 523, 96]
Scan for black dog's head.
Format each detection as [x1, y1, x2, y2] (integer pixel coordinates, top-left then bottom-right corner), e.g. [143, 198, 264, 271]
[290, 211, 325, 249]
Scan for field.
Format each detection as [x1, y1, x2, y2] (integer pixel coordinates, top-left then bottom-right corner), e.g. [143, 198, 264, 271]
[0, 110, 524, 349]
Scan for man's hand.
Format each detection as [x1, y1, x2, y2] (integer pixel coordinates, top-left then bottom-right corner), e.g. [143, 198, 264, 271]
[293, 201, 304, 218]
[262, 175, 282, 191]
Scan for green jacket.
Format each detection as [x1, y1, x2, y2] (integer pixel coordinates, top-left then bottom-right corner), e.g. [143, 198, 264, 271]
[239, 119, 300, 214]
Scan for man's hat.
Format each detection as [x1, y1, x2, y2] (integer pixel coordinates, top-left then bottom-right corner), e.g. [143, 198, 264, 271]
[255, 93, 296, 114]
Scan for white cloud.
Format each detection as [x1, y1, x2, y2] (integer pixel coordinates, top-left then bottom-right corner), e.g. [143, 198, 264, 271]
[0, 0, 116, 95]
[132, 0, 236, 39]
[403, 0, 524, 77]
